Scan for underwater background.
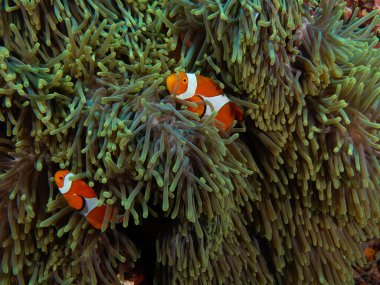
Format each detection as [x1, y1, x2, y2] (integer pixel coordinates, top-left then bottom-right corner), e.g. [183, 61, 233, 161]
[1, 0, 380, 284]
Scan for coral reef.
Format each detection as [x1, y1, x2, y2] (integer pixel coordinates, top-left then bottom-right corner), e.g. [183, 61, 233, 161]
[0, 0, 379, 284]
[354, 239, 380, 285]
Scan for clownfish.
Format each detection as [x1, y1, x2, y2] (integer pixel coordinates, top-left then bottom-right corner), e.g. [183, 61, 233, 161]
[54, 170, 115, 229]
[166, 72, 244, 131]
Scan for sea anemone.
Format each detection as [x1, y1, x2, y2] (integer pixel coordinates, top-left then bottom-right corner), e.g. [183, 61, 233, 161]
[1, 0, 379, 284]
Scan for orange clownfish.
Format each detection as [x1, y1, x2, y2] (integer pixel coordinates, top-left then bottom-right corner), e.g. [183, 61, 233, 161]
[54, 170, 114, 230]
[166, 72, 244, 131]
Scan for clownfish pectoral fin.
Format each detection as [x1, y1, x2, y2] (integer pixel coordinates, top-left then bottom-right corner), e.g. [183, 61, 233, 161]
[187, 95, 206, 118]
[66, 194, 85, 210]
[231, 103, 244, 122]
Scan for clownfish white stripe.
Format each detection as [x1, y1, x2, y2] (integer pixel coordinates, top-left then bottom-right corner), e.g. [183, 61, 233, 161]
[59, 173, 75, 194]
[80, 197, 99, 217]
[201, 94, 230, 117]
[177, 73, 197, 100]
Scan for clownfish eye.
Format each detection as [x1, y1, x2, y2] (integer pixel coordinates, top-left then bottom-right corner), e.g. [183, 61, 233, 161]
[182, 78, 187, 84]
[59, 176, 63, 180]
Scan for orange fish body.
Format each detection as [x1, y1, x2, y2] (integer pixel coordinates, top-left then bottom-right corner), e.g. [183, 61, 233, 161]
[166, 72, 244, 131]
[54, 170, 111, 229]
